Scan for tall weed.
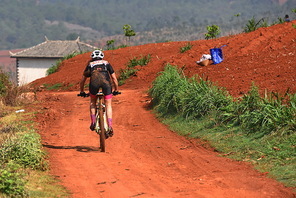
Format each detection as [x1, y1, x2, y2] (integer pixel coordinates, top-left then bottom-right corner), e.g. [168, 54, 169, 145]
[0, 133, 47, 170]
[179, 77, 232, 118]
[0, 161, 28, 197]
[220, 85, 296, 137]
[0, 69, 33, 106]
[244, 17, 267, 33]
[149, 64, 189, 115]
[180, 42, 193, 53]
[150, 64, 232, 117]
[127, 54, 151, 67]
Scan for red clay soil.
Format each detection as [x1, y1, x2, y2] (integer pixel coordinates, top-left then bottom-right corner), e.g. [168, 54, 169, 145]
[31, 21, 296, 197]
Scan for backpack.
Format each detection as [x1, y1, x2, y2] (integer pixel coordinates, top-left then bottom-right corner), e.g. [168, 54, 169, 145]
[210, 45, 226, 64]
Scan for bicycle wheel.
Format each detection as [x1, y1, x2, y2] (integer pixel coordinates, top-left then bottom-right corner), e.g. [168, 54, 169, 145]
[98, 104, 106, 152]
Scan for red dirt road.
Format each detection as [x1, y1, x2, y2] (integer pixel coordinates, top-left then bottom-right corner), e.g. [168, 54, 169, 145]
[36, 88, 295, 198]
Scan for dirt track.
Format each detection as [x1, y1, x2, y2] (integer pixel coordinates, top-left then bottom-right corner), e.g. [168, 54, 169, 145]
[36, 88, 295, 198]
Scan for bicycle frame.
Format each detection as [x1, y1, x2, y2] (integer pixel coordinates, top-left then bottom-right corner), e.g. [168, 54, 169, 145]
[95, 92, 108, 152]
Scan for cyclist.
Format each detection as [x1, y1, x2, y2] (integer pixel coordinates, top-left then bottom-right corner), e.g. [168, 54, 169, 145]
[78, 49, 119, 136]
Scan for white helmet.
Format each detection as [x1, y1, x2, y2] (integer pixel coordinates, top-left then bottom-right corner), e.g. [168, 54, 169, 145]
[91, 50, 104, 59]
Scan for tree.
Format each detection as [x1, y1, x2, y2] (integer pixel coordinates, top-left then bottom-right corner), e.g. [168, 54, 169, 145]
[123, 24, 136, 45]
[205, 25, 220, 40]
[106, 39, 115, 50]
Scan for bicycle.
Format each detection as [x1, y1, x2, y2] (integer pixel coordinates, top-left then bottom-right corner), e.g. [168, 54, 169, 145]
[78, 91, 121, 152]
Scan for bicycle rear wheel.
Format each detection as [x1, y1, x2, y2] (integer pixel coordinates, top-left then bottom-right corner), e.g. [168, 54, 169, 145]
[98, 107, 106, 152]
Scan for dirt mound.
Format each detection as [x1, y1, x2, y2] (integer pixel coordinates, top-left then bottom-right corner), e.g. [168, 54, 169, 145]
[32, 21, 296, 97]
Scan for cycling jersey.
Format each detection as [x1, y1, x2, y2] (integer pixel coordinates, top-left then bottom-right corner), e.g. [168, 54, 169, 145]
[83, 59, 115, 97]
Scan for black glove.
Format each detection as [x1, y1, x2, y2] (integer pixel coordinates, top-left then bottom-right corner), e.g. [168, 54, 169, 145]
[112, 91, 121, 96]
[77, 92, 88, 97]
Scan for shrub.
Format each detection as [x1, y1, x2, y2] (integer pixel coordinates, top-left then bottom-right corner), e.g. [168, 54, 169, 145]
[46, 61, 61, 76]
[106, 39, 115, 50]
[205, 25, 221, 40]
[118, 68, 138, 86]
[127, 54, 151, 68]
[118, 54, 151, 85]
[180, 43, 193, 53]
[0, 161, 28, 197]
[244, 17, 267, 33]
[0, 133, 47, 170]
[123, 24, 136, 45]
[0, 69, 11, 97]
[0, 69, 32, 106]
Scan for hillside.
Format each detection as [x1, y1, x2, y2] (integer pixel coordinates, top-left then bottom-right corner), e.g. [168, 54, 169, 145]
[32, 21, 296, 98]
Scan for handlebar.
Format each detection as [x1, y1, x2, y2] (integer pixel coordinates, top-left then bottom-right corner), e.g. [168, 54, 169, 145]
[77, 92, 89, 97]
[112, 91, 121, 96]
[77, 91, 121, 97]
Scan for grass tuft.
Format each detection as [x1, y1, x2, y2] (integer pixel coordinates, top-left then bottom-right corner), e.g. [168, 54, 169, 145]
[118, 54, 151, 85]
[180, 42, 192, 53]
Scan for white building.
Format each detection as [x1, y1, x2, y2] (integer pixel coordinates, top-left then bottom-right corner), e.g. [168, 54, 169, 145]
[10, 37, 97, 86]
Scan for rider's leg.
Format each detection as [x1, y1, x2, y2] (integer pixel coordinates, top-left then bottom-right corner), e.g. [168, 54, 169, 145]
[89, 96, 97, 130]
[105, 98, 112, 128]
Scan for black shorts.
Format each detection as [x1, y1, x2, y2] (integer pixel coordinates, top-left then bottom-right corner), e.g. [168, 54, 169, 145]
[89, 71, 112, 97]
[89, 81, 112, 96]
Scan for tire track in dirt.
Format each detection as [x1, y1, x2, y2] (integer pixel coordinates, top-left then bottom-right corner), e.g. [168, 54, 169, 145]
[37, 89, 295, 198]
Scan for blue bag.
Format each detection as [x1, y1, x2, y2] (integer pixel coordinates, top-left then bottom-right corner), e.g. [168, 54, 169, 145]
[210, 45, 226, 64]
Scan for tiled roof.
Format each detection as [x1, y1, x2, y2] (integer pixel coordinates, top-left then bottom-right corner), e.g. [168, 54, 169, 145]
[10, 37, 97, 58]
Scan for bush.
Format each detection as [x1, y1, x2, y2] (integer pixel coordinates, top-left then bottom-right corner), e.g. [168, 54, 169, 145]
[127, 54, 151, 67]
[0, 69, 32, 106]
[244, 17, 267, 33]
[0, 161, 28, 197]
[118, 54, 151, 85]
[118, 68, 138, 85]
[0, 69, 11, 97]
[180, 43, 193, 53]
[205, 25, 221, 40]
[0, 133, 47, 170]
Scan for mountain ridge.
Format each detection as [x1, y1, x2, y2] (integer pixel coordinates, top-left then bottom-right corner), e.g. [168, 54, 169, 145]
[0, 0, 294, 50]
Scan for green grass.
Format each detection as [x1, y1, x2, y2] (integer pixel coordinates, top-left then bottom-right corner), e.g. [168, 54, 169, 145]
[118, 68, 138, 86]
[150, 64, 296, 187]
[180, 42, 192, 53]
[42, 83, 63, 90]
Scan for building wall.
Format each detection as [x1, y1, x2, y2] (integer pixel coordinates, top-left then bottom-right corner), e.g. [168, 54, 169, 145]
[17, 58, 59, 85]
